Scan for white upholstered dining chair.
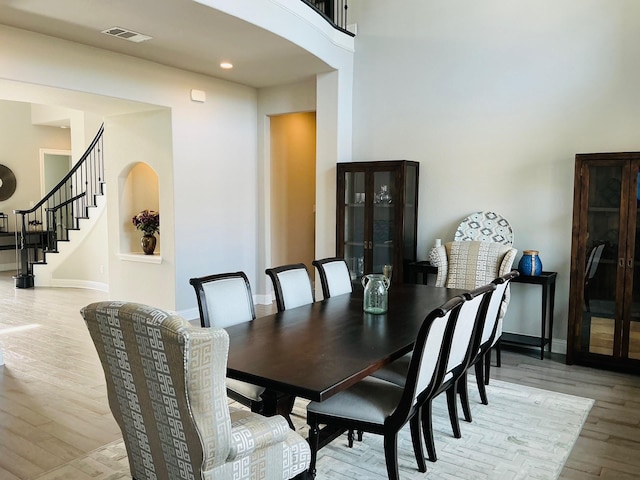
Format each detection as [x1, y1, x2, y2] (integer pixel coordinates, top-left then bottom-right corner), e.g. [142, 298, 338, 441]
[306, 295, 467, 480]
[462, 270, 519, 409]
[371, 283, 495, 462]
[265, 263, 315, 312]
[312, 257, 352, 300]
[189, 271, 266, 414]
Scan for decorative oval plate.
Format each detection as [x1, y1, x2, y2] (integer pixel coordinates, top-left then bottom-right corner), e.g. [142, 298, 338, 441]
[0, 164, 17, 201]
[454, 211, 514, 246]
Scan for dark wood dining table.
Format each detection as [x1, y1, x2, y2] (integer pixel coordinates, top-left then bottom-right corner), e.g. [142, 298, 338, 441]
[224, 282, 466, 427]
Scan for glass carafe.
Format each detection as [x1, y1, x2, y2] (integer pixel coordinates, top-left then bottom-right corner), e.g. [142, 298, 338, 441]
[362, 274, 390, 314]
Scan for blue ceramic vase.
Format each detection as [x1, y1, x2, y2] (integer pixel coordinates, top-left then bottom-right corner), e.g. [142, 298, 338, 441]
[518, 250, 542, 276]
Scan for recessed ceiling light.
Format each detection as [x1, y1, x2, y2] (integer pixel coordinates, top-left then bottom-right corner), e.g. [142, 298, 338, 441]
[220, 62, 233, 69]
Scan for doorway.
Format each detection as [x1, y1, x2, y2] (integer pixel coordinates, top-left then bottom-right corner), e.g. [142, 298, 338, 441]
[40, 149, 72, 197]
[269, 112, 316, 275]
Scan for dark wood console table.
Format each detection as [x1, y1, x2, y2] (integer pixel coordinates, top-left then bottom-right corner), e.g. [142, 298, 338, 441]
[502, 271, 557, 360]
[406, 260, 438, 285]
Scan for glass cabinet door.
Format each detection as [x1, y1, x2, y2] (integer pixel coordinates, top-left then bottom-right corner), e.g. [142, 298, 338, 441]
[581, 163, 624, 357]
[342, 171, 365, 280]
[372, 170, 395, 275]
[625, 162, 640, 359]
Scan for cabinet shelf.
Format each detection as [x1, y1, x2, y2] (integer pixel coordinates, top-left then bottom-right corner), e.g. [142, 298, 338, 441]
[588, 207, 620, 213]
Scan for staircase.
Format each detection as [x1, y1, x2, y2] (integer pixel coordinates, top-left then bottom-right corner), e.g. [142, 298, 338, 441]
[13, 124, 105, 288]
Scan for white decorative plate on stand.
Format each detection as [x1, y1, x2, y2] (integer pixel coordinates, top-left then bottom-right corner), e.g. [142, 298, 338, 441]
[454, 211, 514, 246]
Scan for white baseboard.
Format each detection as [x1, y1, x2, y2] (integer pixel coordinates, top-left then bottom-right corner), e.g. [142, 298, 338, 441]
[48, 278, 109, 292]
[503, 337, 567, 356]
[254, 293, 274, 305]
[552, 338, 567, 355]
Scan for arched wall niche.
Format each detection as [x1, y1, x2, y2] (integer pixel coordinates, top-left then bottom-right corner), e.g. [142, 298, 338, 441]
[119, 161, 160, 254]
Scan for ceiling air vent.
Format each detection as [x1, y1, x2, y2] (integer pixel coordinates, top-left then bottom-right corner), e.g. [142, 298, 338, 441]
[101, 27, 152, 43]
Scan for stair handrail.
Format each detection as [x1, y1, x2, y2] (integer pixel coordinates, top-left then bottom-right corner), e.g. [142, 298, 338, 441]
[14, 124, 104, 216]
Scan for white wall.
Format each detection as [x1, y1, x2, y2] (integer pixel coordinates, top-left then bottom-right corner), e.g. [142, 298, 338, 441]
[0, 25, 259, 312]
[0, 1, 355, 314]
[349, 0, 640, 347]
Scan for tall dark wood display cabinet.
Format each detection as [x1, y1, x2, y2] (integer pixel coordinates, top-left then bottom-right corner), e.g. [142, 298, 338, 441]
[568, 152, 640, 372]
[336, 161, 419, 284]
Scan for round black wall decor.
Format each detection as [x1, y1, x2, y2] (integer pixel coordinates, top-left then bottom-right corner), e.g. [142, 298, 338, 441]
[0, 164, 17, 201]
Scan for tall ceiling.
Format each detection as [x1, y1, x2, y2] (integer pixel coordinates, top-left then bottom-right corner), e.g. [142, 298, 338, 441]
[0, 0, 335, 88]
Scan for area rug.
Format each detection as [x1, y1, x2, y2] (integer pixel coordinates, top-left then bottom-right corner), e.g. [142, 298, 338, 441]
[32, 379, 593, 480]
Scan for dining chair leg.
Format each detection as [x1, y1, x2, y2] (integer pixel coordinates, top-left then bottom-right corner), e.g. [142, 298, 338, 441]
[421, 400, 437, 462]
[409, 413, 427, 473]
[474, 357, 489, 405]
[383, 432, 400, 480]
[484, 349, 491, 386]
[357, 429, 363, 441]
[347, 429, 354, 448]
[457, 374, 472, 422]
[496, 339, 502, 367]
[446, 386, 462, 439]
[308, 420, 320, 478]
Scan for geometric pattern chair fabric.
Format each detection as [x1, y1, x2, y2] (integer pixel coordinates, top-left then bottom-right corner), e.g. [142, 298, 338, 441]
[265, 263, 315, 312]
[81, 301, 310, 480]
[312, 257, 352, 300]
[189, 272, 266, 413]
[430, 240, 517, 321]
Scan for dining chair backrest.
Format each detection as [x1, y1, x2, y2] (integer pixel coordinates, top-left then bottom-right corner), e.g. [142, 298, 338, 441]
[489, 270, 519, 348]
[265, 263, 315, 312]
[446, 283, 495, 375]
[388, 295, 466, 416]
[312, 257, 353, 299]
[189, 272, 255, 328]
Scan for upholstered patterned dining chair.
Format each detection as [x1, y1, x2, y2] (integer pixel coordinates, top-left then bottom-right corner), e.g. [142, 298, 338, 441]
[189, 272, 266, 415]
[81, 301, 311, 480]
[312, 257, 352, 300]
[265, 263, 315, 312]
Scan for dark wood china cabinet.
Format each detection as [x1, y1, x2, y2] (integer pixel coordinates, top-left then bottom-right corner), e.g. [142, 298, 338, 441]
[568, 152, 640, 372]
[336, 161, 419, 284]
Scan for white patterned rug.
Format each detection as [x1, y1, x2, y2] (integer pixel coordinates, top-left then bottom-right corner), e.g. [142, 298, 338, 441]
[33, 379, 593, 480]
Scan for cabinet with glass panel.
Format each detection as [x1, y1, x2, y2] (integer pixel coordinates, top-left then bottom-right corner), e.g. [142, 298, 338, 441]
[336, 161, 419, 284]
[568, 152, 640, 372]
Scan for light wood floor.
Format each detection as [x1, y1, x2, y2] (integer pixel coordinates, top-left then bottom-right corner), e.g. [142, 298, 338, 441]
[0, 271, 638, 479]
